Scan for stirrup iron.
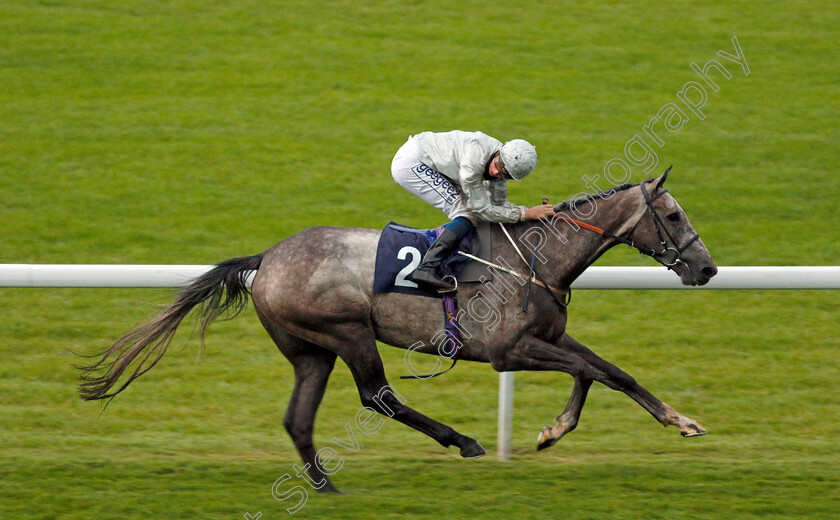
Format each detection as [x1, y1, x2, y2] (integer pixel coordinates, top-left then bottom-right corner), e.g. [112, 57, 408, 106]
[437, 275, 458, 293]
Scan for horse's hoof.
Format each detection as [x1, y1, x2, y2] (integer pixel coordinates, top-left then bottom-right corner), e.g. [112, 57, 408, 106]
[680, 422, 707, 437]
[317, 483, 342, 494]
[537, 427, 557, 451]
[460, 440, 486, 459]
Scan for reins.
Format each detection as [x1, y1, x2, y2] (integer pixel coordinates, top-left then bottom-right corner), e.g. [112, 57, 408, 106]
[465, 172, 703, 310]
[456, 171, 702, 316]
[551, 214, 658, 257]
[552, 173, 700, 269]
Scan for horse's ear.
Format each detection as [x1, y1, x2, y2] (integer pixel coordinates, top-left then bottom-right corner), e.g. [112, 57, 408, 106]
[653, 165, 673, 190]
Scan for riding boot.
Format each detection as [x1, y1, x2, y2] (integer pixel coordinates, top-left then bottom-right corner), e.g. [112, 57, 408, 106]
[408, 228, 462, 291]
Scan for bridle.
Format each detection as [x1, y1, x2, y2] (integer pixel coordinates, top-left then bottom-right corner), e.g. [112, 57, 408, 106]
[474, 173, 702, 312]
[634, 178, 701, 267]
[554, 177, 700, 269]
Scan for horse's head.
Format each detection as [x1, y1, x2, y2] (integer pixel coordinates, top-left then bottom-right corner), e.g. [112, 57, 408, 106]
[630, 167, 718, 286]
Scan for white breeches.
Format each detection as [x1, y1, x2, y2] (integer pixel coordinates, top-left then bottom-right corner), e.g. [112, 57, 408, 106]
[391, 136, 472, 221]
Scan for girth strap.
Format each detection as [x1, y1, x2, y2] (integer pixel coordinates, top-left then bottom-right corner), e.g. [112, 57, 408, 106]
[400, 293, 462, 380]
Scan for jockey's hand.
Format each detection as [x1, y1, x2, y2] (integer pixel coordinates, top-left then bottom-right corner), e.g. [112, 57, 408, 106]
[524, 204, 555, 221]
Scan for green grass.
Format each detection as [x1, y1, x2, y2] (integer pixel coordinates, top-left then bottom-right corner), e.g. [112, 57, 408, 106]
[1, 1, 838, 519]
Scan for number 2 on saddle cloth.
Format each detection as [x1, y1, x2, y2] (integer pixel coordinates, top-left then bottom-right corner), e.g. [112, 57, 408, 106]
[373, 222, 475, 297]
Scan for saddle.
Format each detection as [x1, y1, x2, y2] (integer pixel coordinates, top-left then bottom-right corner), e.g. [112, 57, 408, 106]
[373, 221, 493, 297]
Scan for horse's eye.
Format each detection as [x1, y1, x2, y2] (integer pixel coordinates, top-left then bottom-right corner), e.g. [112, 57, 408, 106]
[667, 212, 680, 222]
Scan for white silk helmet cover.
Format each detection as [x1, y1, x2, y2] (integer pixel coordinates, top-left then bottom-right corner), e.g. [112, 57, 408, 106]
[499, 139, 537, 181]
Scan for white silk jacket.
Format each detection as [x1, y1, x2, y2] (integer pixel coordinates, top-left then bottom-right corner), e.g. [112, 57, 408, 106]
[415, 130, 527, 223]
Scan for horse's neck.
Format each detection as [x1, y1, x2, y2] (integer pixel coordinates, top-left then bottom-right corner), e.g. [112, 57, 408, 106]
[504, 186, 646, 288]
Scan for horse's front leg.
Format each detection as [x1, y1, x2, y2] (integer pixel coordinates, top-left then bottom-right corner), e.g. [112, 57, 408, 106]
[537, 375, 592, 450]
[555, 333, 706, 438]
[491, 334, 706, 450]
[489, 334, 594, 450]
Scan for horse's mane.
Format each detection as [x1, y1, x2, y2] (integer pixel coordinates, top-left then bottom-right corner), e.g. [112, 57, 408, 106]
[554, 182, 639, 212]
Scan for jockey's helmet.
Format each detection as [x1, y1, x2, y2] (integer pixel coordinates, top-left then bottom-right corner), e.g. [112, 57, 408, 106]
[499, 139, 537, 181]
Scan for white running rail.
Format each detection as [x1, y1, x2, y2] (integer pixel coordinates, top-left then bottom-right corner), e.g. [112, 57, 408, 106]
[2, 263, 838, 462]
[1, 265, 839, 289]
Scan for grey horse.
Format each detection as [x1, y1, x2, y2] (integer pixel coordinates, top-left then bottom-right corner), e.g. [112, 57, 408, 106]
[80, 168, 717, 493]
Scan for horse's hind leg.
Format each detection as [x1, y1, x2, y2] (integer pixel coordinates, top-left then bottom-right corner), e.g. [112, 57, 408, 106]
[332, 327, 486, 459]
[258, 313, 340, 493]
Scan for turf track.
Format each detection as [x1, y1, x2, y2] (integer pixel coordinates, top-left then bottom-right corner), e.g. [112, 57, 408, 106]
[1, 1, 838, 518]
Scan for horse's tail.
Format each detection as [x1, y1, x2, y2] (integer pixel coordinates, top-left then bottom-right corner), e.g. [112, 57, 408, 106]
[79, 254, 263, 401]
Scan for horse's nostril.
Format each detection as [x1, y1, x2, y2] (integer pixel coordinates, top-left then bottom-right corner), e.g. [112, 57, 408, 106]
[702, 266, 718, 277]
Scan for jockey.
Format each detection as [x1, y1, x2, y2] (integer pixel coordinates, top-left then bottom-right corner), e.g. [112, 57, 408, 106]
[391, 130, 555, 291]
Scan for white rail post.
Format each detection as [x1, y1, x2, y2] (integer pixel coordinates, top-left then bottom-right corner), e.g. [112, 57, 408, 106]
[497, 371, 514, 461]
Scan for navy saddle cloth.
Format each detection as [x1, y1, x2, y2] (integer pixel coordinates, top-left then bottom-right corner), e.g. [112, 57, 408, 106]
[373, 222, 475, 297]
